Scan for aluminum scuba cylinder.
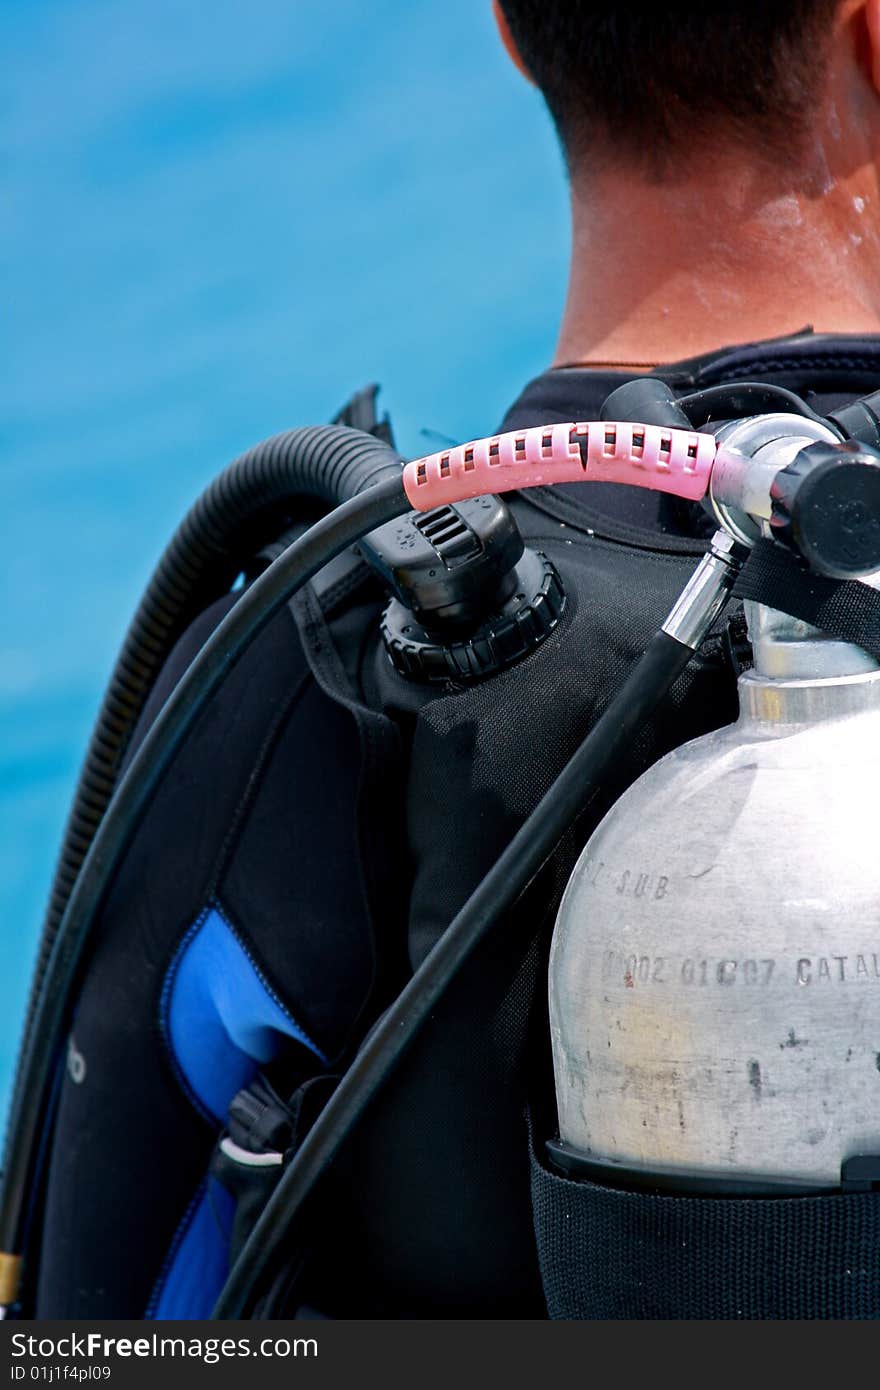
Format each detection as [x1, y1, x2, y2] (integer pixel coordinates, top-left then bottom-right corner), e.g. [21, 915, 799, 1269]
[549, 414, 880, 1193]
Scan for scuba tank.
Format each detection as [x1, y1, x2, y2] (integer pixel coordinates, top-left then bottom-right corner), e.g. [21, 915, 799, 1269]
[542, 402, 880, 1320]
[550, 607, 880, 1191]
[549, 411, 880, 1193]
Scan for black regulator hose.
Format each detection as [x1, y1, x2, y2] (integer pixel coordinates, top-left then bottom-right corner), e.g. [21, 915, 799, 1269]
[676, 382, 835, 432]
[211, 628, 703, 1319]
[1, 432, 408, 1298]
[600, 377, 834, 434]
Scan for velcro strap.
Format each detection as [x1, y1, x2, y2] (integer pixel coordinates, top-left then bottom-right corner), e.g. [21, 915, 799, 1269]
[732, 538, 880, 661]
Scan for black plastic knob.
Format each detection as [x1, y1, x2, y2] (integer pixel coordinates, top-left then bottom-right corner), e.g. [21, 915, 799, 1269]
[360, 495, 524, 632]
[770, 440, 880, 580]
[381, 549, 565, 682]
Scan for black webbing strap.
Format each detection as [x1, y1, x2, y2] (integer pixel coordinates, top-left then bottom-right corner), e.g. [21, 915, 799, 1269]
[733, 538, 880, 661]
[530, 1134, 880, 1319]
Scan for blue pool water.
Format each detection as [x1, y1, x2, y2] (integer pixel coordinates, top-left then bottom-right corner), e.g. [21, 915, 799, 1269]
[1, 1, 568, 1116]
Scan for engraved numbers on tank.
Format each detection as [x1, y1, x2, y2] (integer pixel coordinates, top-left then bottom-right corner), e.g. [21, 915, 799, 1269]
[601, 949, 880, 988]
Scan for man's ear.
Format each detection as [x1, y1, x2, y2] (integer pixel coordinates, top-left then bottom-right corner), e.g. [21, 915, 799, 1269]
[492, 0, 536, 85]
[867, 0, 880, 92]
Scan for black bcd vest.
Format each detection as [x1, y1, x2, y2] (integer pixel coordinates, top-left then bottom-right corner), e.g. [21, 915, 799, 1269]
[36, 332, 880, 1319]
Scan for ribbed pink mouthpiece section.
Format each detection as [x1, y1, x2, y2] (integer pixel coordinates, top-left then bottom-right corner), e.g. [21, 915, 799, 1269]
[402, 421, 716, 511]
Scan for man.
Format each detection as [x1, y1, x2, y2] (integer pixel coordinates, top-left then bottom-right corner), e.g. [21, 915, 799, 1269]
[33, 1, 880, 1318]
[496, 0, 880, 367]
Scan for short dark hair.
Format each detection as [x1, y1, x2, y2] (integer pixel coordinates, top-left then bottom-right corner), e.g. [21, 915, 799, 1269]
[497, 2, 840, 173]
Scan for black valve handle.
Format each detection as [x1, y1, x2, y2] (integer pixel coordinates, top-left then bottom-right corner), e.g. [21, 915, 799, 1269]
[770, 440, 880, 581]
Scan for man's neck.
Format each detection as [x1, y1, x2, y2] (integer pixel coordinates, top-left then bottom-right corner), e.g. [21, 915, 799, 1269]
[555, 140, 880, 370]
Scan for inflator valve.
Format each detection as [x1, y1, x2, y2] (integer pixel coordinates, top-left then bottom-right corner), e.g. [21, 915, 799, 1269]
[361, 496, 565, 682]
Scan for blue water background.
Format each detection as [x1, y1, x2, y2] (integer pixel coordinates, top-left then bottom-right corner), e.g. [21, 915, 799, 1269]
[0, 0, 568, 1116]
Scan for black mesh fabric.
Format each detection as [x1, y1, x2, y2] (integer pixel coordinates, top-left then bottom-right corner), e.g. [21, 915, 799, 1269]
[530, 1132, 880, 1319]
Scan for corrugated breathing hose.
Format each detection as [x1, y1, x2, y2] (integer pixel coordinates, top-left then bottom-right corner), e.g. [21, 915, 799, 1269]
[1, 427, 406, 1310]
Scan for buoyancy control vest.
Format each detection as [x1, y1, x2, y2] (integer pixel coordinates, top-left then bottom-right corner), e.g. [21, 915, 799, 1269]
[35, 330, 880, 1319]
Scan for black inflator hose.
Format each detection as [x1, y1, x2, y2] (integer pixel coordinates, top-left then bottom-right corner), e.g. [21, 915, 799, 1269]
[212, 629, 696, 1318]
[1, 436, 407, 1286]
[677, 382, 833, 431]
[600, 378, 833, 434]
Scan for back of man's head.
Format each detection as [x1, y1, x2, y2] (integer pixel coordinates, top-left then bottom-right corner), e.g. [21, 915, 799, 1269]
[496, 2, 845, 175]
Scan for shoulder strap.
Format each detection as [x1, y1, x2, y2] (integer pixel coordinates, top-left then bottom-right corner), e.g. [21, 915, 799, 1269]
[733, 538, 880, 660]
